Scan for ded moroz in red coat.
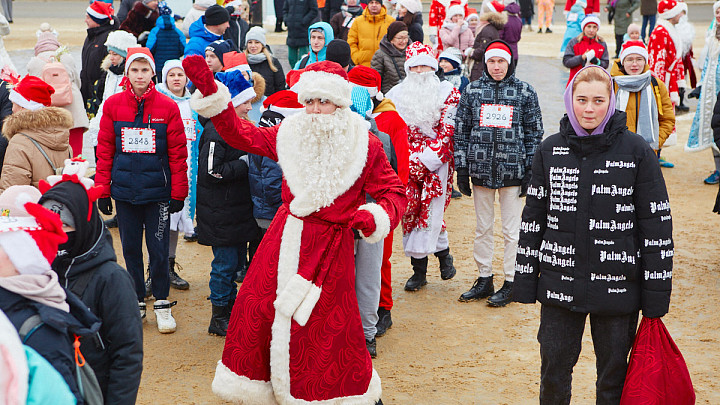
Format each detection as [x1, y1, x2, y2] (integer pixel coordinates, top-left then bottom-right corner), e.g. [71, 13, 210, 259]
[648, 19, 685, 104]
[188, 69, 407, 403]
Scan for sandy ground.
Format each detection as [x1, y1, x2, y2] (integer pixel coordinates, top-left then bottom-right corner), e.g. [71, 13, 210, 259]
[3, 1, 720, 404]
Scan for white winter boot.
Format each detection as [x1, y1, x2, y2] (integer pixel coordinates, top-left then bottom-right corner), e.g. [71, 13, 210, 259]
[153, 300, 177, 333]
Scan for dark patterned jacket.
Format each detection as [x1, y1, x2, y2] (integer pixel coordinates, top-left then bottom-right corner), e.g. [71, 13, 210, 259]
[454, 41, 543, 190]
[514, 112, 673, 318]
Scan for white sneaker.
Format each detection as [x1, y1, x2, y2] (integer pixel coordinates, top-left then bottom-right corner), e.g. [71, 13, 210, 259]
[154, 300, 177, 333]
[139, 302, 146, 321]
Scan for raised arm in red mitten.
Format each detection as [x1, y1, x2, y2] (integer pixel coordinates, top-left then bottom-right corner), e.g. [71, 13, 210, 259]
[182, 55, 218, 96]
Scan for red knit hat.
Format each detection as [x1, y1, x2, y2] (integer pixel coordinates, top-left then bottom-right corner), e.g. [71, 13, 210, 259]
[0, 186, 67, 275]
[263, 90, 304, 117]
[294, 61, 351, 108]
[619, 40, 648, 62]
[485, 41, 512, 64]
[125, 47, 155, 75]
[658, 0, 683, 19]
[9, 75, 55, 111]
[87, 1, 115, 25]
[348, 65, 383, 100]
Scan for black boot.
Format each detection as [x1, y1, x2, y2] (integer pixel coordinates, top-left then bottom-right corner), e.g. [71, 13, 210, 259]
[375, 307, 392, 337]
[435, 248, 456, 280]
[169, 257, 190, 290]
[676, 88, 690, 112]
[459, 275, 494, 302]
[366, 338, 377, 358]
[487, 281, 513, 307]
[104, 216, 118, 229]
[404, 257, 428, 291]
[208, 304, 231, 336]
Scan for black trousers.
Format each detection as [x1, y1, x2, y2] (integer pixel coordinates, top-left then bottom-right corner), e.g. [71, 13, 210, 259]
[537, 304, 638, 405]
[615, 34, 624, 58]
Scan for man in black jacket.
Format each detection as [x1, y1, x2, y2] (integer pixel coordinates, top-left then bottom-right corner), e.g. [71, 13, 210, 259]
[454, 40, 544, 307]
[81, 1, 117, 111]
[40, 176, 143, 405]
[284, 0, 319, 67]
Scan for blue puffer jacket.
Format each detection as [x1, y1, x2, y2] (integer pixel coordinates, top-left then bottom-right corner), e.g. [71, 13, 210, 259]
[147, 15, 186, 78]
[184, 16, 223, 57]
[1, 286, 101, 405]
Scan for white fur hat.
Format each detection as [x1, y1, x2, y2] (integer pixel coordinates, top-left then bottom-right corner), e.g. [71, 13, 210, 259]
[294, 61, 352, 108]
[104, 30, 139, 58]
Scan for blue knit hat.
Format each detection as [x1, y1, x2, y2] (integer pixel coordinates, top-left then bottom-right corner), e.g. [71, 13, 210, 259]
[158, 1, 172, 16]
[350, 87, 373, 117]
[205, 40, 234, 66]
[216, 70, 256, 107]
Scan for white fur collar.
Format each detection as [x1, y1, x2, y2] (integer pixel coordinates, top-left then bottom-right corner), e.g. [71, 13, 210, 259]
[276, 110, 369, 217]
[656, 19, 683, 60]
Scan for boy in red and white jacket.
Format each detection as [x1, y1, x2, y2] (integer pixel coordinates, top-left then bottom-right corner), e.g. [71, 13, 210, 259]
[95, 47, 188, 334]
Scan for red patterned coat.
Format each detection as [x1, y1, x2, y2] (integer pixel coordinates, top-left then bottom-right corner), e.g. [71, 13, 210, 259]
[648, 19, 685, 104]
[397, 83, 460, 258]
[194, 86, 406, 404]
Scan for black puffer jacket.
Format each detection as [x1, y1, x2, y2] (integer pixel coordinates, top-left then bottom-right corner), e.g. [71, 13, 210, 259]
[225, 15, 249, 52]
[81, 20, 117, 107]
[371, 36, 406, 94]
[514, 112, 673, 318]
[249, 56, 286, 96]
[454, 40, 543, 190]
[197, 119, 261, 246]
[1, 285, 100, 405]
[283, 0, 319, 47]
[41, 181, 143, 405]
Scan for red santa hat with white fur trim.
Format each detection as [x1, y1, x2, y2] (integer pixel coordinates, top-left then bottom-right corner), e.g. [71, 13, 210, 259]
[619, 40, 648, 62]
[657, 0, 684, 19]
[262, 90, 304, 117]
[293, 61, 352, 108]
[404, 41, 438, 73]
[484, 41, 513, 64]
[0, 186, 67, 275]
[9, 76, 54, 111]
[87, 1, 114, 25]
[124, 47, 156, 75]
[348, 65, 384, 101]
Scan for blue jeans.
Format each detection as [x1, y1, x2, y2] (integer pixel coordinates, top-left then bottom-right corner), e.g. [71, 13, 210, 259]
[115, 201, 170, 301]
[209, 246, 243, 306]
[522, 16, 532, 26]
[641, 14, 656, 42]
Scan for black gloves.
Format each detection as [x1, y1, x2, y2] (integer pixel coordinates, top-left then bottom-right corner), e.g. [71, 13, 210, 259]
[98, 197, 113, 216]
[520, 171, 531, 197]
[169, 199, 184, 214]
[456, 168, 472, 197]
[688, 86, 701, 99]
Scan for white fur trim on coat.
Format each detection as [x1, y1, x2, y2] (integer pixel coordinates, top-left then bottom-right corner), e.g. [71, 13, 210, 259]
[276, 111, 369, 218]
[274, 273, 312, 319]
[212, 360, 277, 405]
[190, 80, 232, 118]
[270, 213, 383, 404]
[293, 284, 322, 326]
[294, 70, 352, 108]
[356, 203, 391, 244]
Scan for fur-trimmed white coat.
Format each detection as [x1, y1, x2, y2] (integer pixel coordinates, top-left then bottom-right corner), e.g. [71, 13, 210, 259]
[191, 82, 407, 405]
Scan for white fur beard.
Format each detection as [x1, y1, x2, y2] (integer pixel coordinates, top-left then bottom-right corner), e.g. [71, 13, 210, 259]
[676, 17, 695, 56]
[393, 71, 444, 131]
[291, 108, 355, 208]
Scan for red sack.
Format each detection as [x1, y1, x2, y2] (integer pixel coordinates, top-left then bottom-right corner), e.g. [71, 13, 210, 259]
[620, 317, 695, 405]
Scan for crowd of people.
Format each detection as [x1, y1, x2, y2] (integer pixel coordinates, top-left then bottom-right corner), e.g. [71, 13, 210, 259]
[9, 0, 720, 402]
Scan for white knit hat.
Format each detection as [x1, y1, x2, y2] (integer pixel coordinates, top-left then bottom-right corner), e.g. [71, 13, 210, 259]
[397, 0, 422, 14]
[161, 59, 183, 84]
[104, 30, 138, 58]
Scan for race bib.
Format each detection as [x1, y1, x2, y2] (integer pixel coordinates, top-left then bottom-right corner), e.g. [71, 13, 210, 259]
[121, 128, 156, 153]
[479, 104, 514, 128]
[183, 118, 197, 141]
[567, 12, 579, 22]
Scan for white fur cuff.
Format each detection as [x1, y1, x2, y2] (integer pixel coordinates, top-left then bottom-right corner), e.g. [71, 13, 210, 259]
[293, 284, 322, 326]
[190, 80, 232, 118]
[274, 273, 312, 319]
[357, 203, 391, 244]
[418, 147, 443, 172]
[212, 360, 276, 404]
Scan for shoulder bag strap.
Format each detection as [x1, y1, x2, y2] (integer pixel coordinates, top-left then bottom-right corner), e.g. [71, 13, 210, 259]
[19, 132, 57, 173]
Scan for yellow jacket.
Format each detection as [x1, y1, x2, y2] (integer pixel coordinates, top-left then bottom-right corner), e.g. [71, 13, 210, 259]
[348, 6, 394, 67]
[610, 60, 675, 150]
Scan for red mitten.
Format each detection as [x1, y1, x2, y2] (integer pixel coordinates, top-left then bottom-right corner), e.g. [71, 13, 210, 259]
[350, 209, 376, 238]
[182, 55, 218, 96]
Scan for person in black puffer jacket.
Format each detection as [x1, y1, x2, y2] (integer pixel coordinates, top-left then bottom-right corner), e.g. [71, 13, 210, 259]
[81, 5, 117, 109]
[283, 0, 319, 67]
[225, 6, 249, 52]
[0, 186, 101, 405]
[40, 178, 143, 405]
[244, 27, 286, 96]
[514, 66, 673, 404]
[197, 108, 261, 336]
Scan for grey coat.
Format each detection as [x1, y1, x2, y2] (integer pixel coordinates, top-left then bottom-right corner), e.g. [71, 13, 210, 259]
[371, 36, 406, 94]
